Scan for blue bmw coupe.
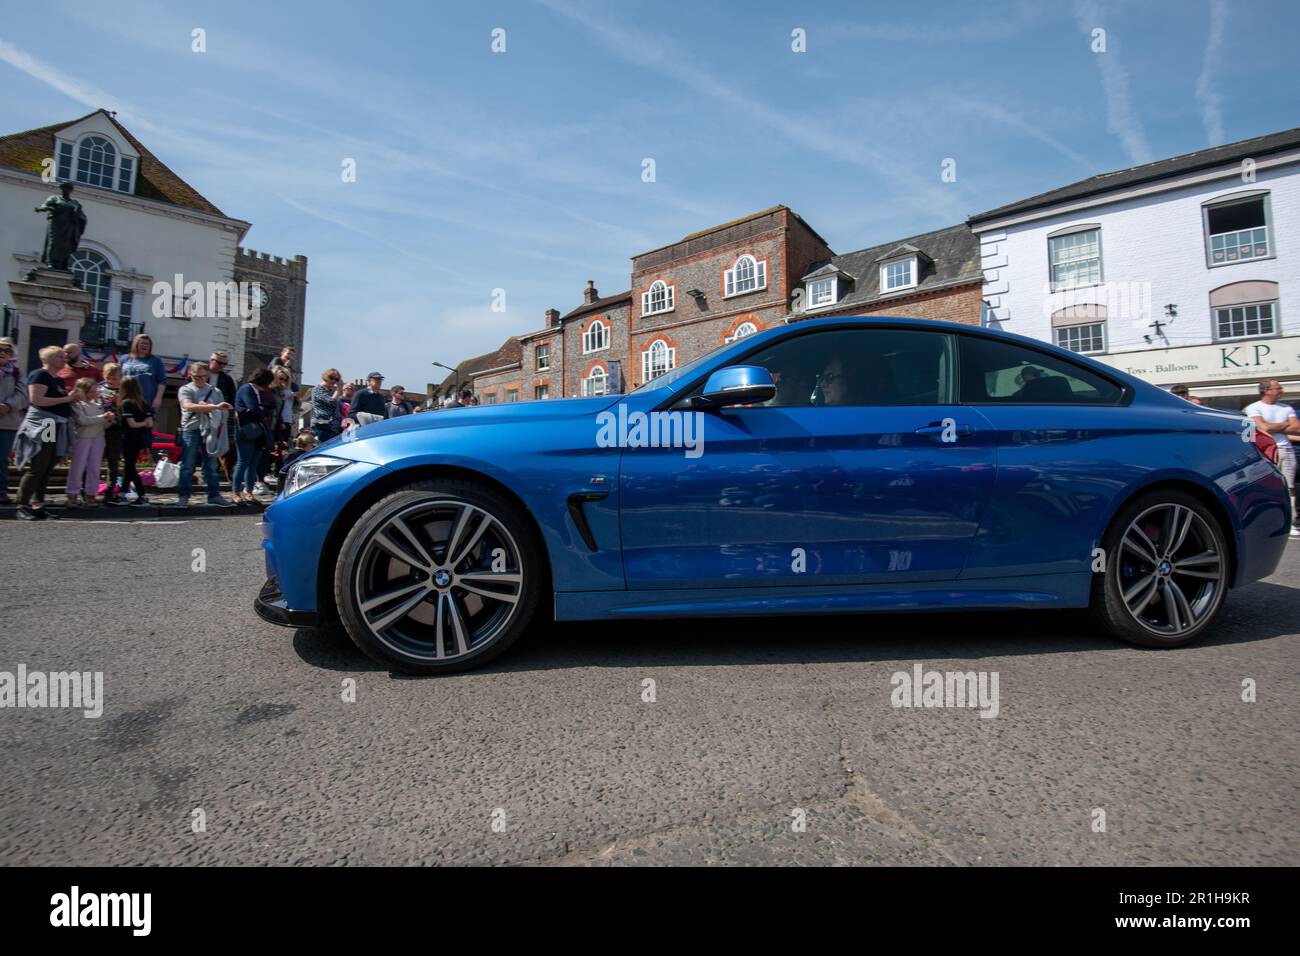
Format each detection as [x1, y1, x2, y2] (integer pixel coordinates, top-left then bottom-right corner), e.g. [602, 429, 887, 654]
[256, 318, 1289, 673]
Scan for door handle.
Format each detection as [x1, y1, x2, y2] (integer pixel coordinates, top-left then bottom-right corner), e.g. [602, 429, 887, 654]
[915, 421, 975, 440]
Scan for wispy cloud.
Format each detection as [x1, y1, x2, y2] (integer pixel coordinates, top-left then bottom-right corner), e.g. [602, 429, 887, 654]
[1073, 1, 1153, 165]
[535, 0, 965, 223]
[1195, 0, 1229, 146]
[824, 1, 1049, 43]
[945, 95, 1097, 172]
[0, 37, 118, 111]
[0, 36, 168, 138]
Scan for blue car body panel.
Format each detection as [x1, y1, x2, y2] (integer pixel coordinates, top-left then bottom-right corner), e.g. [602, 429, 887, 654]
[260, 317, 1290, 623]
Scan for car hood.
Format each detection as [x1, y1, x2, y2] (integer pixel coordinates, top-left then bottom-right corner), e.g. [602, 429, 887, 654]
[318, 394, 622, 449]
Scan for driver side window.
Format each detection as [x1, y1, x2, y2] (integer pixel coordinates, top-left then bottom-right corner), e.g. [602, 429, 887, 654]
[739, 328, 955, 407]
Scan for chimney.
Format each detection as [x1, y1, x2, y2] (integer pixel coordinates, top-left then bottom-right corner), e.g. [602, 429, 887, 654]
[545, 307, 561, 327]
[583, 280, 598, 304]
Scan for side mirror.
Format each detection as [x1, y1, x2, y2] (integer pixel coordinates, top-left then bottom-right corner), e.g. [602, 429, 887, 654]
[698, 365, 776, 409]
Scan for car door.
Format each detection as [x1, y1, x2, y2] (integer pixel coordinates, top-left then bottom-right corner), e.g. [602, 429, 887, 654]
[618, 326, 998, 589]
[952, 332, 1136, 579]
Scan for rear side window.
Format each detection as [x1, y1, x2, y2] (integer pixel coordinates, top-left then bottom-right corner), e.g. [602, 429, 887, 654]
[958, 335, 1124, 405]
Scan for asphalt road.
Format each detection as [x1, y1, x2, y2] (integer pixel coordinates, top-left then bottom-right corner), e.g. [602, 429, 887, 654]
[1, 513, 1296, 866]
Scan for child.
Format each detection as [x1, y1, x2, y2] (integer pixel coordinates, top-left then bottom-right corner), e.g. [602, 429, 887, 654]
[98, 363, 124, 504]
[117, 376, 153, 506]
[65, 378, 115, 507]
[279, 431, 319, 474]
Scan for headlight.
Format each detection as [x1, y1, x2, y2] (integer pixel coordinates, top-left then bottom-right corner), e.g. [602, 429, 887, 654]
[282, 456, 352, 498]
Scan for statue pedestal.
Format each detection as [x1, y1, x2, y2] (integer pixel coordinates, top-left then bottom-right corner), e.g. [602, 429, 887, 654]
[7, 269, 93, 373]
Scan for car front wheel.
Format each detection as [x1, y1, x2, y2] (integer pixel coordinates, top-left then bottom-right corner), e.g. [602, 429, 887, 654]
[1090, 489, 1230, 648]
[333, 479, 544, 673]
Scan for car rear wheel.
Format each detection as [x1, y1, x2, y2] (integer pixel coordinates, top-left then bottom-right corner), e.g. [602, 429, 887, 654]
[1090, 489, 1230, 648]
[333, 480, 544, 673]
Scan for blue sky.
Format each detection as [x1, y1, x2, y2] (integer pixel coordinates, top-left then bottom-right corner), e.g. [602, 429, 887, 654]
[2, 0, 1298, 391]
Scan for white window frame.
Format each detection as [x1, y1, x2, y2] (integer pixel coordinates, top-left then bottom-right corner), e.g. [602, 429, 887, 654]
[505, 388, 519, 403]
[641, 280, 675, 317]
[880, 257, 918, 293]
[724, 254, 767, 298]
[725, 321, 758, 343]
[805, 276, 837, 309]
[640, 339, 676, 383]
[1047, 228, 1103, 292]
[1214, 300, 1278, 341]
[1054, 322, 1107, 355]
[534, 384, 549, 400]
[535, 342, 550, 371]
[482, 392, 497, 405]
[582, 366, 609, 396]
[582, 319, 609, 354]
[1203, 192, 1273, 268]
[63, 133, 137, 195]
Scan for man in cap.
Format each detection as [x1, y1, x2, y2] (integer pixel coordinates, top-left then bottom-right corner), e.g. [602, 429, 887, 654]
[346, 371, 389, 428]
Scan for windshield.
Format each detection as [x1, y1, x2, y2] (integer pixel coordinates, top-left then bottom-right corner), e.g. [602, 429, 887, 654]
[630, 339, 734, 393]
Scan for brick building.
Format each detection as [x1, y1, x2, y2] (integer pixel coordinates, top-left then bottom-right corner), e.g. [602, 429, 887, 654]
[236, 247, 308, 375]
[788, 223, 982, 325]
[438, 205, 982, 401]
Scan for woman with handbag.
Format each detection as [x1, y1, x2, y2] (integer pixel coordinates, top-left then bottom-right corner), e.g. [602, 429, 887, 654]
[233, 367, 275, 505]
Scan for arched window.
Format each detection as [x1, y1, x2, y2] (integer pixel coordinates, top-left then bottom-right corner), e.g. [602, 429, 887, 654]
[725, 254, 766, 296]
[582, 319, 609, 353]
[583, 366, 608, 396]
[70, 250, 111, 325]
[641, 339, 676, 383]
[726, 321, 757, 343]
[76, 136, 118, 189]
[1210, 281, 1279, 340]
[642, 280, 674, 316]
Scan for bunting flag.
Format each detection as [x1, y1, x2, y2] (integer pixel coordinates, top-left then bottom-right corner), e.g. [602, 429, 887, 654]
[80, 350, 190, 375]
[82, 348, 119, 365]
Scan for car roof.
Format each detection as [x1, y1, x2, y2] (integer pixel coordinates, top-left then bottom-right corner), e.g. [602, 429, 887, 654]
[657, 315, 1160, 404]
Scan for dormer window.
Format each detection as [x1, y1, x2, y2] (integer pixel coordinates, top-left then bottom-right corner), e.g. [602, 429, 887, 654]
[881, 257, 917, 292]
[56, 134, 136, 194]
[806, 276, 837, 309]
[724, 254, 767, 297]
[641, 280, 675, 316]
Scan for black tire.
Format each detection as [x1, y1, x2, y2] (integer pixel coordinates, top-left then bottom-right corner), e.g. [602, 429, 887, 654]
[1089, 489, 1230, 648]
[333, 479, 545, 674]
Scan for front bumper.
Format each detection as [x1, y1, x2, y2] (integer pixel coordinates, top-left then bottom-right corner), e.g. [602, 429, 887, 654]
[254, 577, 320, 629]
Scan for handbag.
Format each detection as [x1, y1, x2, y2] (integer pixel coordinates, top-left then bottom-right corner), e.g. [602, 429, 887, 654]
[239, 420, 265, 443]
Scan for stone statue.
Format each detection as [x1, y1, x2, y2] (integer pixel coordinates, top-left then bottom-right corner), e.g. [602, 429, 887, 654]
[34, 182, 87, 272]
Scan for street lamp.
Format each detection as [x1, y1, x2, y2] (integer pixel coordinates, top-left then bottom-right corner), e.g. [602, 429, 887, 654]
[431, 361, 457, 408]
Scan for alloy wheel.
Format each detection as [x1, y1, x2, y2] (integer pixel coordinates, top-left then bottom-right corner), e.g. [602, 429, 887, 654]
[1118, 503, 1224, 637]
[353, 497, 524, 661]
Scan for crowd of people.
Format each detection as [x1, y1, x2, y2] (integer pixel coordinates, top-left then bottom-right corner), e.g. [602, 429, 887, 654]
[3, 336, 1298, 533]
[0, 335, 422, 520]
